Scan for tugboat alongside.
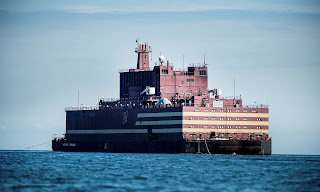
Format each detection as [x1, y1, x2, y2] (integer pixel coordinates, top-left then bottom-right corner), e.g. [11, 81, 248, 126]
[52, 41, 271, 155]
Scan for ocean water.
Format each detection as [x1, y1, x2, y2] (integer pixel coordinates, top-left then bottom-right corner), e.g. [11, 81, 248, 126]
[0, 151, 319, 192]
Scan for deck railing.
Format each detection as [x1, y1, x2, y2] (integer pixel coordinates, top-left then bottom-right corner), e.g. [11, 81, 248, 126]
[101, 98, 119, 102]
[65, 106, 99, 111]
[243, 104, 269, 108]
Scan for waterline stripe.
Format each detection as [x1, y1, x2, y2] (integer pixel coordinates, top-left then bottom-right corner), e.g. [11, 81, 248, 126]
[136, 112, 268, 118]
[67, 129, 147, 134]
[135, 120, 268, 126]
[137, 112, 182, 118]
[183, 120, 269, 126]
[183, 112, 269, 118]
[152, 128, 182, 133]
[67, 128, 268, 134]
[182, 128, 268, 134]
[135, 120, 183, 126]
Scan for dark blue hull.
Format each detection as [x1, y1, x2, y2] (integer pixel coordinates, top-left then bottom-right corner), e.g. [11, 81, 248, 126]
[52, 138, 271, 155]
[53, 106, 271, 155]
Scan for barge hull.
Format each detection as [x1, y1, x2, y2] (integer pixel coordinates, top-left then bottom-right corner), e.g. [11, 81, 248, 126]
[52, 139, 271, 155]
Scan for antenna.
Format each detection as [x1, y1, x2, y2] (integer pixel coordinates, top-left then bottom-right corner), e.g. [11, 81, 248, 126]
[234, 78, 236, 100]
[78, 90, 79, 108]
[183, 54, 184, 71]
[204, 53, 206, 65]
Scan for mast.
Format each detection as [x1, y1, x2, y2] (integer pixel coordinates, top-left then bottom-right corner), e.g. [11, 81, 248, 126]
[135, 40, 152, 71]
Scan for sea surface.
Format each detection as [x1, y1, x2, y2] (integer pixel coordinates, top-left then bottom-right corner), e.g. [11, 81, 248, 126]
[0, 151, 319, 192]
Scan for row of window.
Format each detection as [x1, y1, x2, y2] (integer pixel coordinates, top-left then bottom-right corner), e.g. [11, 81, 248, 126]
[189, 117, 260, 121]
[195, 109, 257, 113]
[227, 126, 243, 128]
[186, 79, 194, 82]
[161, 69, 168, 74]
[228, 109, 241, 112]
[199, 70, 207, 76]
[161, 70, 206, 75]
[189, 125, 261, 129]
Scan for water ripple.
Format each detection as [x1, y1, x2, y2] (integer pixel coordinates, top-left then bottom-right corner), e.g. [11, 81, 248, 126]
[0, 151, 319, 192]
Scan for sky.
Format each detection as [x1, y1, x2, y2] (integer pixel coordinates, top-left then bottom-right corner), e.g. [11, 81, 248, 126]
[0, 0, 319, 154]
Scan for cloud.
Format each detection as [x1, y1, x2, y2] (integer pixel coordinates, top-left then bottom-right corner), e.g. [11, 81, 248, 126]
[0, 1, 319, 15]
[61, 5, 130, 14]
[60, 5, 245, 14]
[60, 4, 320, 15]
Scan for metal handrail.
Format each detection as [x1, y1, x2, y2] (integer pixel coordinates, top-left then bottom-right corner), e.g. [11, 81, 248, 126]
[65, 106, 99, 111]
[243, 104, 269, 108]
[216, 96, 241, 100]
[101, 98, 119, 102]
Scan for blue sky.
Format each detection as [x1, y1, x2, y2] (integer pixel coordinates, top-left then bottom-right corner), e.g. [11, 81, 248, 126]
[0, 0, 319, 154]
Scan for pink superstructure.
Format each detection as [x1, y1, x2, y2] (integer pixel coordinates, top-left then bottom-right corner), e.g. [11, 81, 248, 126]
[117, 41, 270, 143]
